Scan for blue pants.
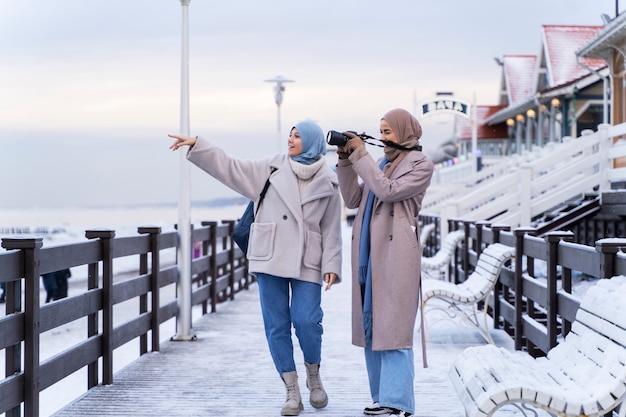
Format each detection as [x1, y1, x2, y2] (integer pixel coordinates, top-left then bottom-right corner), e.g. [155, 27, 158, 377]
[364, 345, 415, 414]
[41, 270, 69, 303]
[256, 273, 323, 377]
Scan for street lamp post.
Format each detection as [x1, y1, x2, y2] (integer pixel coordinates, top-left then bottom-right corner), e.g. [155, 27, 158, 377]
[526, 109, 536, 152]
[550, 98, 561, 143]
[264, 75, 294, 153]
[515, 114, 524, 154]
[471, 92, 478, 175]
[506, 118, 515, 155]
[173, 0, 194, 342]
[537, 105, 546, 147]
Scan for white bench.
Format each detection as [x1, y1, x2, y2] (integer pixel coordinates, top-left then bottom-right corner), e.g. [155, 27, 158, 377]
[421, 242, 515, 344]
[421, 229, 465, 279]
[419, 223, 436, 249]
[449, 275, 626, 417]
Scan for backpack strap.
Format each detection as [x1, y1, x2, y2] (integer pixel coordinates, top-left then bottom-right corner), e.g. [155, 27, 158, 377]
[255, 167, 277, 216]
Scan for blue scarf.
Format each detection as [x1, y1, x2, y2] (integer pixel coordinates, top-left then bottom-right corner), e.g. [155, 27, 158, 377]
[358, 158, 388, 346]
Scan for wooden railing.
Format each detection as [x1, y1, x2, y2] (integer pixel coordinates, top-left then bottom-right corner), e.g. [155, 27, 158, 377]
[429, 216, 626, 359]
[3, 214, 626, 416]
[423, 122, 626, 232]
[0, 220, 249, 417]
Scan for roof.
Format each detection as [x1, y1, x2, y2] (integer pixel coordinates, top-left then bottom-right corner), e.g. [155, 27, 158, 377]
[578, 13, 626, 60]
[457, 105, 507, 140]
[487, 25, 607, 125]
[542, 25, 606, 86]
[503, 55, 537, 105]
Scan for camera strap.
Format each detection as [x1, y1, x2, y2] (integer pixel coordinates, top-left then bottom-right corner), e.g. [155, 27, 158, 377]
[357, 133, 422, 151]
[359, 134, 422, 152]
[380, 140, 422, 152]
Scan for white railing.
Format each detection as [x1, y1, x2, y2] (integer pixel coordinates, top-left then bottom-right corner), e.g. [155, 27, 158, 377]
[423, 122, 626, 234]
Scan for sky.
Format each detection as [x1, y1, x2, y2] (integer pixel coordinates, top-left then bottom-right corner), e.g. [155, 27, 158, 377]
[0, 0, 619, 209]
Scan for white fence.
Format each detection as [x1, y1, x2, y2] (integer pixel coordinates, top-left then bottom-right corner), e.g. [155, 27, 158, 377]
[422, 122, 626, 234]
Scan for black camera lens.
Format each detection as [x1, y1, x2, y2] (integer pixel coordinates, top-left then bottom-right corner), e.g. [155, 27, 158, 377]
[326, 130, 358, 147]
[326, 130, 348, 147]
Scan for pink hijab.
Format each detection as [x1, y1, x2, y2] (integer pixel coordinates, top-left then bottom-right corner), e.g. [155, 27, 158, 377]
[381, 108, 422, 162]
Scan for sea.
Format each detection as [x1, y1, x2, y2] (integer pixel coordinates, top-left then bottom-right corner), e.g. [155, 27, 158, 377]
[0, 202, 249, 268]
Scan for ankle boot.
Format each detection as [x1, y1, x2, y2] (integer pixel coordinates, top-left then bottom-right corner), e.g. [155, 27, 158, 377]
[304, 362, 328, 408]
[281, 371, 303, 416]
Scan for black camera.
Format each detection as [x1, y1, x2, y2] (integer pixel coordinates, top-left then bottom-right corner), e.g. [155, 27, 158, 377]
[326, 130, 358, 147]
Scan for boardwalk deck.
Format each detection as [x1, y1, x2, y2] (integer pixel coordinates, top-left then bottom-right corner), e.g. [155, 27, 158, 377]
[50, 279, 549, 417]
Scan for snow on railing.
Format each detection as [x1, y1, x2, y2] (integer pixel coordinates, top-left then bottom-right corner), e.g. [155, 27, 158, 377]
[423, 122, 626, 234]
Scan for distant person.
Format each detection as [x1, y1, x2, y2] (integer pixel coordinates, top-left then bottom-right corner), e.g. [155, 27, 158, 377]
[41, 268, 71, 303]
[335, 108, 433, 417]
[476, 148, 483, 171]
[0, 282, 5, 303]
[168, 120, 342, 416]
[193, 241, 202, 258]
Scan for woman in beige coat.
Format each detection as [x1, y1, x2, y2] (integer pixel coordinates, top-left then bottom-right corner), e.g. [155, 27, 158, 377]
[169, 120, 342, 416]
[335, 108, 433, 417]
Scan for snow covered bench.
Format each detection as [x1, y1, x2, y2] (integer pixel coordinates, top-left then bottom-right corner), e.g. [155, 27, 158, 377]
[449, 275, 626, 417]
[419, 222, 436, 249]
[421, 242, 515, 344]
[421, 229, 465, 279]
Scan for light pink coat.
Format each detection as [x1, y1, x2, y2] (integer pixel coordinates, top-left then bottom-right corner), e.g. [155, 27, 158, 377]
[187, 137, 342, 285]
[337, 148, 433, 350]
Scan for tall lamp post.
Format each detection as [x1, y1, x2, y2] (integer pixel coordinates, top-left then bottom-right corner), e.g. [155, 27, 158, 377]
[526, 109, 536, 152]
[515, 114, 524, 154]
[537, 105, 546, 147]
[549, 98, 561, 143]
[264, 75, 294, 153]
[506, 118, 515, 155]
[471, 92, 478, 175]
[173, 0, 194, 342]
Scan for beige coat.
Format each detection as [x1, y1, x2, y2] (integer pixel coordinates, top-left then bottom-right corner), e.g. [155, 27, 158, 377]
[336, 148, 433, 350]
[187, 137, 342, 285]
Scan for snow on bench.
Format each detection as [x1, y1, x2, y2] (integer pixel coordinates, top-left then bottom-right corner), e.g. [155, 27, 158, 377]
[449, 275, 626, 417]
[421, 242, 515, 344]
[421, 229, 465, 279]
[420, 223, 436, 249]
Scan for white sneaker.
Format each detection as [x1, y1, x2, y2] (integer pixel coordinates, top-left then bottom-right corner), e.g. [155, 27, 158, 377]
[363, 402, 393, 415]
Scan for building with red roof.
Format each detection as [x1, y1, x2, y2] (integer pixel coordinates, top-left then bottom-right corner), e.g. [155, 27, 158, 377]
[478, 24, 608, 156]
[447, 24, 609, 160]
[578, 12, 626, 142]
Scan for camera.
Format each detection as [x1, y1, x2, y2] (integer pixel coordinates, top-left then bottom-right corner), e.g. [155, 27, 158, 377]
[326, 130, 358, 147]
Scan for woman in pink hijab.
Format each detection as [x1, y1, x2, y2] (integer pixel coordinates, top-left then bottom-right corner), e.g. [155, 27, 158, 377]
[335, 108, 433, 417]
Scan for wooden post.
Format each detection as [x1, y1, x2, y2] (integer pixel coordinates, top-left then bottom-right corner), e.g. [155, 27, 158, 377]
[2, 237, 43, 417]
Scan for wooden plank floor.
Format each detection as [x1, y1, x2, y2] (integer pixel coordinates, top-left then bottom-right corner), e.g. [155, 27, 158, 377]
[50, 278, 550, 417]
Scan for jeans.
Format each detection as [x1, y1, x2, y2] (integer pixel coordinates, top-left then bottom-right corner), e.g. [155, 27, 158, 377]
[41, 270, 69, 303]
[364, 345, 415, 414]
[257, 273, 324, 377]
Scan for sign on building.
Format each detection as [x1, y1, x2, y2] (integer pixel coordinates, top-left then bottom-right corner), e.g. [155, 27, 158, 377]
[418, 98, 471, 119]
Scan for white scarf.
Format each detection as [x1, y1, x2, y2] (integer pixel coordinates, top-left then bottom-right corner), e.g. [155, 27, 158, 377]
[289, 157, 326, 190]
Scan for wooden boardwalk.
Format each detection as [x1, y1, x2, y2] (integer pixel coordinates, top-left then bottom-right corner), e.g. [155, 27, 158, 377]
[51, 279, 547, 417]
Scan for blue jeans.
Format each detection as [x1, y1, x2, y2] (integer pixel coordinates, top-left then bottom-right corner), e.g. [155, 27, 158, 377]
[256, 273, 323, 377]
[364, 345, 415, 414]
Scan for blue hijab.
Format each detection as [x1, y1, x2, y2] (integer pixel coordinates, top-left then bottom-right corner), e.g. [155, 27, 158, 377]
[290, 120, 327, 165]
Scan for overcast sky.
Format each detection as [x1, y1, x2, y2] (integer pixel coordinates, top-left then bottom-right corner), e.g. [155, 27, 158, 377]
[0, 0, 618, 209]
